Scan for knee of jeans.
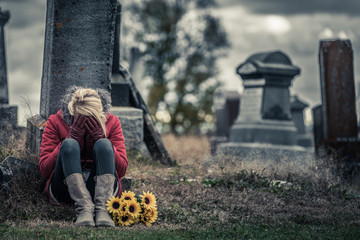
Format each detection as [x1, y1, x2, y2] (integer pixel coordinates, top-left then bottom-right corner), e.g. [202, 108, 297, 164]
[93, 138, 113, 154]
[61, 138, 80, 155]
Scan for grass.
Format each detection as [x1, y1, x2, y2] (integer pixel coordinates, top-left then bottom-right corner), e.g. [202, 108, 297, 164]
[1, 133, 360, 239]
[1, 222, 359, 240]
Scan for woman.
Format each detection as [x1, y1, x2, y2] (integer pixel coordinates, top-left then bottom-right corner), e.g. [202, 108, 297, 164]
[39, 86, 128, 227]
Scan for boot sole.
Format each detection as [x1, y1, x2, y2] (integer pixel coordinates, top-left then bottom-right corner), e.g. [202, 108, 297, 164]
[96, 221, 115, 227]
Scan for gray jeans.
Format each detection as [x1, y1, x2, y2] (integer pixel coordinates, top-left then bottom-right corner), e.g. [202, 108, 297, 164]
[50, 138, 118, 204]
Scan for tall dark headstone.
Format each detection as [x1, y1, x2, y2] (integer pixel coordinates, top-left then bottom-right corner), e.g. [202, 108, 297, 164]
[319, 40, 358, 141]
[40, 0, 117, 119]
[318, 40, 360, 176]
[27, 0, 118, 154]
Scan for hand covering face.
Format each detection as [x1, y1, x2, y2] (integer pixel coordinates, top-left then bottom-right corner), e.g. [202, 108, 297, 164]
[85, 116, 105, 153]
[68, 114, 86, 150]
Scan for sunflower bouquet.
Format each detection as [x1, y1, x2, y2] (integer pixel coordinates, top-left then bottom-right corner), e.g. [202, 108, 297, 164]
[106, 190, 158, 226]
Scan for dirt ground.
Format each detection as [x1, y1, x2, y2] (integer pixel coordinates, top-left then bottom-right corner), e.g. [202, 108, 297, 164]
[1, 134, 360, 229]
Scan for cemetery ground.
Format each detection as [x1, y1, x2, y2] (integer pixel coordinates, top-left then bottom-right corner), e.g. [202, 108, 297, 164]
[0, 132, 360, 239]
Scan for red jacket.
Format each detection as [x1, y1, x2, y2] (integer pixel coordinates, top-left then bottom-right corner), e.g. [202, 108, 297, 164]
[39, 110, 128, 200]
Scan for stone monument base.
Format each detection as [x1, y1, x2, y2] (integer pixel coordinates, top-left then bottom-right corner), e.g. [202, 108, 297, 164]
[215, 142, 314, 165]
[26, 114, 46, 155]
[230, 119, 298, 146]
[110, 106, 149, 158]
[296, 134, 313, 148]
[25, 108, 150, 158]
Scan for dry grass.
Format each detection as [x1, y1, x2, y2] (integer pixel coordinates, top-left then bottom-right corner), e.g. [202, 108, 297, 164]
[1, 132, 360, 230]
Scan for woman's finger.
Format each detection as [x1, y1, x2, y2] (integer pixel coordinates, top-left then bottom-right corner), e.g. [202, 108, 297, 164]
[78, 115, 87, 128]
[89, 116, 101, 128]
[88, 117, 97, 129]
[84, 121, 91, 132]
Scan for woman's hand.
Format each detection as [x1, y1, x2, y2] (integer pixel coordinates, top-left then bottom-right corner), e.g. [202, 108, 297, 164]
[68, 114, 87, 149]
[85, 116, 104, 143]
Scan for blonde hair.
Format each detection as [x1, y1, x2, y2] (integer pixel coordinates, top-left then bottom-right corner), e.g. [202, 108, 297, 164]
[68, 88, 107, 137]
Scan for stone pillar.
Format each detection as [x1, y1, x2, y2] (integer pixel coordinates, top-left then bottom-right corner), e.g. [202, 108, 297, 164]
[0, 8, 9, 105]
[230, 51, 299, 146]
[0, 8, 18, 141]
[26, 0, 118, 154]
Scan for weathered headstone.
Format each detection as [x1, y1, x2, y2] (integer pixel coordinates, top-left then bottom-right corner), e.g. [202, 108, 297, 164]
[0, 162, 12, 195]
[110, 3, 142, 151]
[230, 51, 299, 145]
[214, 89, 240, 138]
[108, 3, 171, 165]
[117, 65, 173, 166]
[111, 3, 130, 107]
[291, 95, 312, 147]
[318, 39, 360, 175]
[210, 88, 240, 154]
[0, 8, 9, 105]
[27, 0, 118, 154]
[0, 157, 37, 195]
[216, 51, 312, 162]
[319, 40, 358, 141]
[312, 104, 323, 153]
[0, 8, 18, 138]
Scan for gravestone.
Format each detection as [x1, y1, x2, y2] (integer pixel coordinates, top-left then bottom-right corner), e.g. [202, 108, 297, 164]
[0, 8, 10, 105]
[319, 40, 358, 141]
[290, 95, 312, 147]
[0, 8, 18, 140]
[110, 3, 143, 151]
[0, 156, 37, 195]
[230, 51, 299, 145]
[312, 104, 323, 153]
[26, 0, 118, 154]
[216, 51, 312, 162]
[108, 3, 171, 164]
[210, 88, 240, 154]
[317, 39, 360, 175]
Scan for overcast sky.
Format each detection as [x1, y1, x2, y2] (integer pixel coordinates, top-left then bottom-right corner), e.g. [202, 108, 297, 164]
[0, 0, 359, 126]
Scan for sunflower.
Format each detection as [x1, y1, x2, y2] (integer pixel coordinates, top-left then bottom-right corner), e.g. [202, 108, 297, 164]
[118, 214, 135, 226]
[126, 199, 141, 218]
[143, 208, 158, 224]
[140, 191, 157, 210]
[120, 190, 136, 202]
[106, 196, 122, 214]
[112, 212, 121, 225]
[141, 213, 154, 227]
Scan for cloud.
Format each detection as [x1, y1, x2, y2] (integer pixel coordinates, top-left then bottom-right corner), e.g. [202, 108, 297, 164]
[219, 0, 360, 16]
[214, 5, 360, 115]
[0, 0, 45, 29]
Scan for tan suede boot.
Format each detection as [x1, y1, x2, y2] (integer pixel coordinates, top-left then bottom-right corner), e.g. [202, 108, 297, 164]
[65, 173, 95, 227]
[94, 174, 116, 227]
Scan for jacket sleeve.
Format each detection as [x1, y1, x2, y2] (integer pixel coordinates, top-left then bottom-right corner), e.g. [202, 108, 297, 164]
[39, 116, 62, 178]
[108, 116, 128, 178]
